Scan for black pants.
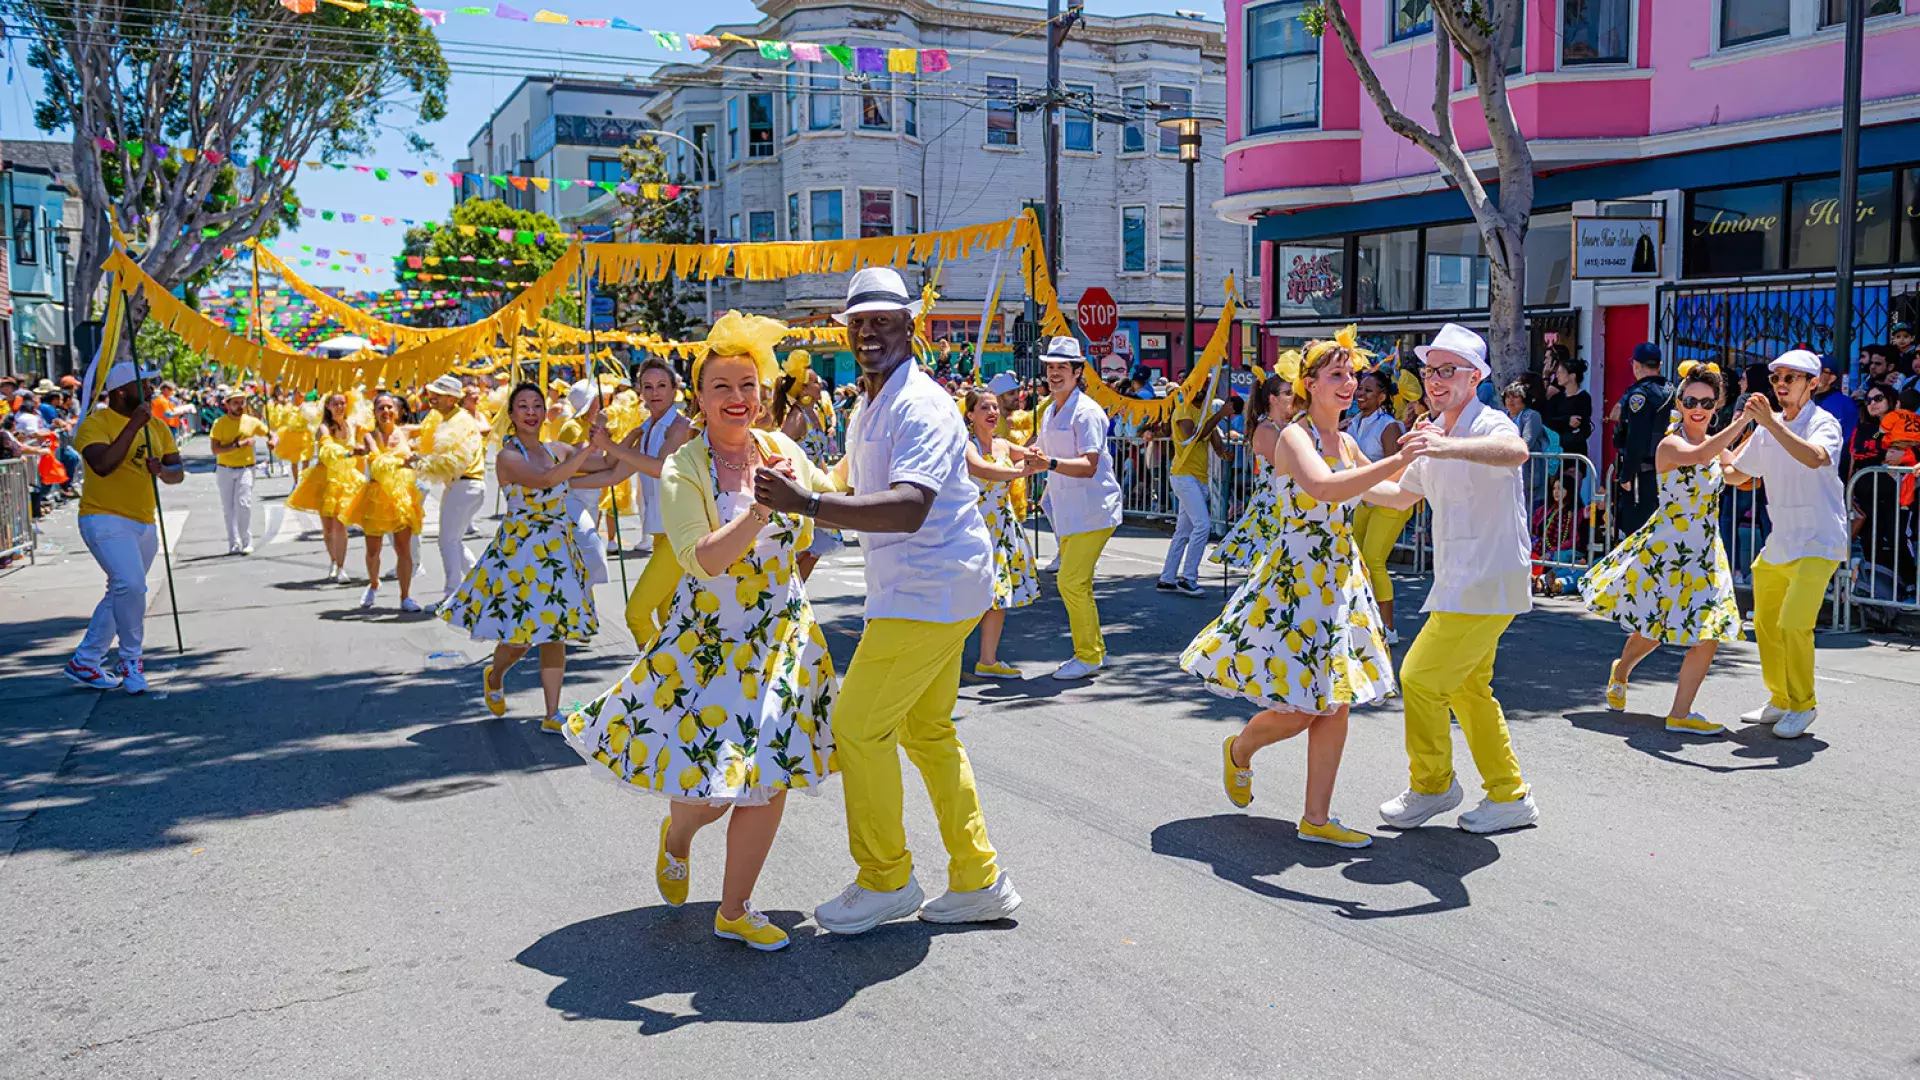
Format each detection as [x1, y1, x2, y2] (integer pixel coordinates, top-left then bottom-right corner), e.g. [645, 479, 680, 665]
[1616, 469, 1658, 539]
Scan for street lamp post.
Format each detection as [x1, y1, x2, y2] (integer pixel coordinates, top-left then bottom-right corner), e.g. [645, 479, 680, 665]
[1155, 113, 1222, 378]
[53, 230, 74, 380]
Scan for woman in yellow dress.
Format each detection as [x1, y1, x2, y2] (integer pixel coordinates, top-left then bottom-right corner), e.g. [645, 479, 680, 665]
[270, 390, 312, 483]
[286, 392, 367, 583]
[963, 387, 1038, 678]
[347, 390, 427, 613]
[560, 312, 839, 953]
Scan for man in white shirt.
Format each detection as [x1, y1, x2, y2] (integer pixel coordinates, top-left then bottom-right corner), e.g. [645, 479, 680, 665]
[1723, 349, 1847, 740]
[1023, 336, 1124, 680]
[755, 268, 1019, 935]
[408, 375, 489, 611]
[1367, 324, 1541, 834]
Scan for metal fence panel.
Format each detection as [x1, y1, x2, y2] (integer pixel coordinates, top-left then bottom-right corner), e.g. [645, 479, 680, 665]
[1842, 464, 1919, 627]
[0, 459, 36, 565]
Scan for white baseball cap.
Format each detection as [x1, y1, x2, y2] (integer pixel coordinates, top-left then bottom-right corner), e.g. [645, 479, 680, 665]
[1413, 322, 1490, 375]
[1768, 349, 1822, 376]
[1040, 336, 1085, 364]
[833, 267, 923, 324]
[425, 374, 465, 397]
[986, 371, 1019, 395]
[102, 361, 160, 392]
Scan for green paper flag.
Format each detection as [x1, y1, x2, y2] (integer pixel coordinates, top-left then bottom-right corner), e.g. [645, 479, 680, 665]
[514, 230, 534, 244]
[374, 167, 390, 180]
[322, 210, 336, 220]
[596, 181, 616, 193]
[758, 40, 790, 59]
[650, 30, 681, 50]
[490, 174, 509, 189]
[127, 142, 144, 158]
[556, 179, 573, 191]
[825, 45, 854, 70]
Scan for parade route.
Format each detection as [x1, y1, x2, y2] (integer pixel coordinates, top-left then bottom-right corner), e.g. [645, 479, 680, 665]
[3, 453, 1917, 1079]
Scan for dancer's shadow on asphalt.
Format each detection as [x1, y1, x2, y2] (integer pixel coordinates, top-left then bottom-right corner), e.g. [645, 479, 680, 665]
[1151, 813, 1500, 920]
[1563, 710, 1829, 772]
[516, 905, 1012, 1033]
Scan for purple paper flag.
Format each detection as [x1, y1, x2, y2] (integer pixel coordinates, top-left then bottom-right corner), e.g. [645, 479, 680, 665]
[856, 47, 885, 73]
[494, 3, 527, 20]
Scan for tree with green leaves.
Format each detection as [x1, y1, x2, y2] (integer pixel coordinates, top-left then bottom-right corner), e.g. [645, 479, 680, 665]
[1305, 0, 1533, 382]
[396, 199, 578, 325]
[19, 0, 447, 323]
[606, 141, 702, 340]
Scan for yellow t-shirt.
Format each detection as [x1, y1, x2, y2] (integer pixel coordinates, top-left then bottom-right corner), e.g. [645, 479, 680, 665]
[209, 413, 271, 467]
[555, 416, 590, 445]
[1170, 393, 1212, 482]
[76, 408, 178, 524]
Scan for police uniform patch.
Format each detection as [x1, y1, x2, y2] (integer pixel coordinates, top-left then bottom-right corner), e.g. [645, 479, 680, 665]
[1628, 393, 1644, 412]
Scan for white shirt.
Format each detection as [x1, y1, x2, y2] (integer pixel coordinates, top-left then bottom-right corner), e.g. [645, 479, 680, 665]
[1399, 397, 1533, 616]
[1350, 409, 1397, 462]
[845, 360, 993, 624]
[1731, 402, 1847, 564]
[637, 404, 680, 536]
[1035, 388, 1122, 537]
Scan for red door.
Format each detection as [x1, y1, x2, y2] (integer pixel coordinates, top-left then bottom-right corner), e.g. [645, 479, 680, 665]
[1601, 304, 1650, 469]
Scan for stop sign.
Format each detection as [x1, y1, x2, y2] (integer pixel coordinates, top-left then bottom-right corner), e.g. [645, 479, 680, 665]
[1076, 287, 1117, 344]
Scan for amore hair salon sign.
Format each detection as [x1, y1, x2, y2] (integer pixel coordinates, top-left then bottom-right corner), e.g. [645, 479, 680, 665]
[1572, 217, 1664, 279]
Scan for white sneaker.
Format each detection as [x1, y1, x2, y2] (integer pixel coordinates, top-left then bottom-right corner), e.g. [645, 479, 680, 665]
[1042, 555, 1061, 573]
[400, 597, 424, 613]
[1379, 779, 1463, 828]
[325, 565, 342, 583]
[240, 543, 254, 555]
[63, 659, 123, 691]
[1458, 793, 1539, 834]
[1772, 709, 1816, 739]
[1050, 657, 1101, 681]
[920, 873, 1022, 924]
[227, 544, 241, 556]
[118, 658, 148, 695]
[359, 586, 378, 610]
[813, 876, 925, 935]
[1739, 703, 1788, 725]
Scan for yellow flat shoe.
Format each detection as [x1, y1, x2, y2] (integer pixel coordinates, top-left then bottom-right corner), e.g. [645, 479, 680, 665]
[1605, 660, 1628, 712]
[974, 660, 1021, 680]
[1666, 712, 1726, 736]
[1222, 735, 1253, 808]
[482, 662, 506, 718]
[656, 816, 689, 907]
[541, 712, 564, 732]
[714, 905, 788, 951]
[1297, 817, 1373, 849]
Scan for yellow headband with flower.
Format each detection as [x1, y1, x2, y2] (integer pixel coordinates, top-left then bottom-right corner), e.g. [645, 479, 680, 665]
[1676, 359, 1720, 379]
[695, 310, 788, 389]
[782, 350, 814, 399]
[1278, 325, 1376, 401]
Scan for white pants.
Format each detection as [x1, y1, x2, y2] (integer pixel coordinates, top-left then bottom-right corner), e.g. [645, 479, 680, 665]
[566, 491, 610, 587]
[75, 514, 159, 667]
[1161, 473, 1210, 583]
[216, 465, 255, 551]
[436, 478, 486, 599]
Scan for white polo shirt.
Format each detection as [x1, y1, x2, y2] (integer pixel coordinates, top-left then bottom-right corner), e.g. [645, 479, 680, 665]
[1035, 387, 1122, 537]
[845, 360, 994, 624]
[1399, 396, 1533, 616]
[1731, 402, 1847, 564]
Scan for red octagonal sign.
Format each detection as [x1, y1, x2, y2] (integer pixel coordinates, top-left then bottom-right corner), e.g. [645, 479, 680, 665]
[1077, 287, 1117, 344]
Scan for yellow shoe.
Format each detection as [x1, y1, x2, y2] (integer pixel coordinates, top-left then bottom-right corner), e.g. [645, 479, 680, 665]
[974, 660, 1021, 680]
[1222, 735, 1253, 808]
[1666, 712, 1726, 736]
[1297, 817, 1373, 849]
[482, 662, 506, 718]
[656, 817, 689, 907]
[1605, 660, 1628, 712]
[541, 712, 564, 732]
[714, 905, 788, 951]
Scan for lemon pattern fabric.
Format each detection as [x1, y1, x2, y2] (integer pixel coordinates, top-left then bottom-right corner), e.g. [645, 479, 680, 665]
[560, 482, 837, 806]
[439, 435, 598, 645]
[1210, 453, 1280, 569]
[1580, 461, 1741, 645]
[1180, 428, 1395, 714]
[977, 443, 1039, 611]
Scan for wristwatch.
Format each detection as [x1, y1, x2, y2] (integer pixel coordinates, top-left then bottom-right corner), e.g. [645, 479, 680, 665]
[804, 494, 822, 517]
[1048, 456, 1058, 471]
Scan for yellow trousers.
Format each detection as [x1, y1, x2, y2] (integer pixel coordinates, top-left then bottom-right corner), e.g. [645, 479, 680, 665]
[1401, 612, 1527, 803]
[1058, 527, 1116, 664]
[623, 534, 682, 649]
[834, 616, 999, 894]
[1751, 556, 1837, 713]
[1354, 503, 1415, 602]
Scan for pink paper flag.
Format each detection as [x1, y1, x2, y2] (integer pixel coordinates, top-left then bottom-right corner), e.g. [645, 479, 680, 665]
[920, 48, 950, 73]
[574, 17, 606, 26]
[790, 42, 823, 62]
[418, 7, 445, 23]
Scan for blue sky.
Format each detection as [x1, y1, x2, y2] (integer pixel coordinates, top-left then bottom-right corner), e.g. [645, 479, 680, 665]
[0, 0, 1219, 298]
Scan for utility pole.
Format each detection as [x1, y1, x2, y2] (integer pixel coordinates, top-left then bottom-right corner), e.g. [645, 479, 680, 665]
[1832, 0, 1865, 378]
[1042, 0, 1083, 285]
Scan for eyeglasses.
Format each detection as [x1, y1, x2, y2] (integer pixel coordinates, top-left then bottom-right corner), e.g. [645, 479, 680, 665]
[1768, 371, 1809, 385]
[1678, 396, 1717, 410]
[1422, 365, 1468, 381]
[1867, 394, 1889, 403]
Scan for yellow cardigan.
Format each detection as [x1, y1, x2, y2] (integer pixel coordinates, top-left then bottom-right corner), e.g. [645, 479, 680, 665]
[660, 428, 836, 581]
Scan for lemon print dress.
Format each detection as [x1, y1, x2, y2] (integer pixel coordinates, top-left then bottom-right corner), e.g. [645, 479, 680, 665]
[798, 415, 846, 558]
[1210, 451, 1281, 569]
[561, 454, 837, 805]
[1580, 461, 1742, 645]
[286, 429, 365, 519]
[439, 435, 598, 645]
[1180, 426, 1395, 714]
[976, 437, 1039, 610]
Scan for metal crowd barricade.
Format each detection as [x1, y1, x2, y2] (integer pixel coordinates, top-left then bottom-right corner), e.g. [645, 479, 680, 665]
[1523, 451, 1604, 581]
[1115, 435, 1176, 523]
[1206, 437, 1260, 536]
[1841, 464, 1919, 628]
[0, 459, 36, 566]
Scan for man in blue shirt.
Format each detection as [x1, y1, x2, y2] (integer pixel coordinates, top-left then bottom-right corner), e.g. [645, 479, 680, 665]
[1812, 353, 1859, 467]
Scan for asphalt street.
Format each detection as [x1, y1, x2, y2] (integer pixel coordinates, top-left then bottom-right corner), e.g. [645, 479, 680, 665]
[2, 446, 1917, 1079]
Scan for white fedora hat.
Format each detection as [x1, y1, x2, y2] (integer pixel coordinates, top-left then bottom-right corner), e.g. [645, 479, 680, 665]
[425, 374, 465, 397]
[1040, 336, 1085, 363]
[832, 267, 923, 324]
[1413, 322, 1490, 375]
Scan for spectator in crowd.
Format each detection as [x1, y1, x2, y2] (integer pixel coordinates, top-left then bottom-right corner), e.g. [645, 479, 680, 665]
[1540, 346, 1593, 464]
[1858, 344, 1899, 399]
[0, 410, 52, 518]
[1532, 470, 1588, 597]
[1610, 343, 1671, 537]
[1850, 384, 1894, 475]
[1811, 353, 1859, 456]
[1891, 322, 1916, 378]
[1504, 381, 1548, 505]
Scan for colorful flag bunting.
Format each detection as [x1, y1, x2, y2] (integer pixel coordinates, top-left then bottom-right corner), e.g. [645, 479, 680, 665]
[495, 3, 527, 20]
[790, 42, 823, 62]
[888, 48, 916, 73]
[418, 8, 446, 24]
[825, 45, 854, 70]
[856, 47, 885, 73]
[533, 9, 569, 23]
[650, 29, 681, 49]
[689, 34, 721, 49]
[575, 17, 607, 26]
[920, 48, 950, 73]
[759, 40, 791, 59]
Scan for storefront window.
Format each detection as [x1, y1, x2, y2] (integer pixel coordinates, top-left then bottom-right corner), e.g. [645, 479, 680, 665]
[1355, 230, 1417, 314]
[1685, 182, 1784, 276]
[1788, 171, 1895, 270]
[1424, 223, 1490, 310]
[1275, 239, 1344, 318]
[1525, 211, 1572, 306]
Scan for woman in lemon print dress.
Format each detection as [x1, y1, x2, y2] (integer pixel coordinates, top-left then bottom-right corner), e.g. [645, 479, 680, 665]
[442, 382, 629, 730]
[963, 386, 1039, 679]
[560, 312, 838, 954]
[286, 392, 367, 583]
[346, 390, 426, 613]
[1180, 331, 1422, 850]
[1581, 363, 1754, 734]
[1211, 366, 1291, 571]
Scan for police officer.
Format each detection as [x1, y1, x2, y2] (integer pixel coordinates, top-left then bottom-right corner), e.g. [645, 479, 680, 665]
[1612, 342, 1671, 538]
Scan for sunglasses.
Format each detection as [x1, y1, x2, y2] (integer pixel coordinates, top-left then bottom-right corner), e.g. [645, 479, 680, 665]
[1768, 371, 1809, 384]
[1867, 394, 1889, 403]
[1678, 395, 1717, 410]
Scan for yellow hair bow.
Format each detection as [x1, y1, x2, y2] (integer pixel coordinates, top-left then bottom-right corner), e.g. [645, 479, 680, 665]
[782, 349, 812, 383]
[1394, 368, 1423, 406]
[1302, 324, 1377, 374]
[696, 310, 789, 389]
[1271, 348, 1306, 402]
[1677, 359, 1719, 378]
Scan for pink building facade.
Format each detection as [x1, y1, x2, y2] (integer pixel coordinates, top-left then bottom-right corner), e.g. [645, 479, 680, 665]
[1220, 0, 1920, 444]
